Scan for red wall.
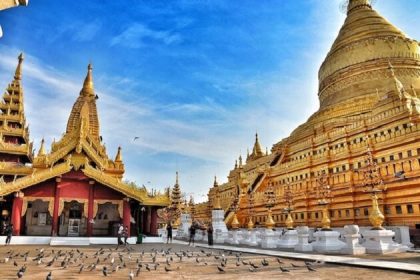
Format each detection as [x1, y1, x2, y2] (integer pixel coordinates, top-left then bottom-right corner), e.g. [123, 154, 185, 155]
[21, 171, 123, 200]
[23, 180, 55, 197]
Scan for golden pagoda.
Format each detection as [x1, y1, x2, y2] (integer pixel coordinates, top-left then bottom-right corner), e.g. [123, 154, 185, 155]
[0, 54, 33, 181]
[204, 0, 420, 230]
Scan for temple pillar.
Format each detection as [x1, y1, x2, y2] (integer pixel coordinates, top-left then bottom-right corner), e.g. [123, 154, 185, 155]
[52, 177, 61, 236]
[87, 180, 95, 237]
[145, 206, 151, 234]
[11, 191, 24, 236]
[123, 198, 131, 237]
[150, 207, 158, 236]
[142, 207, 148, 234]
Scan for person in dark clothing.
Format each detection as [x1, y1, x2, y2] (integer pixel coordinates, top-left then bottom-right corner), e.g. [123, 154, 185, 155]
[166, 222, 173, 244]
[188, 224, 196, 246]
[5, 224, 13, 245]
[207, 224, 213, 246]
[123, 226, 129, 245]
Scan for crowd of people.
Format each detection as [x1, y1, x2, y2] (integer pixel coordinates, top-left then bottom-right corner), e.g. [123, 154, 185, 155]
[166, 220, 214, 246]
[117, 224, 130, 246]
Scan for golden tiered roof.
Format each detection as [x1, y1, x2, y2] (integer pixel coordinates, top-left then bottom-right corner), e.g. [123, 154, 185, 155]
[0, 53, 32, 163]
[0, 61, 170, 206]
[66, 64, 100, 141]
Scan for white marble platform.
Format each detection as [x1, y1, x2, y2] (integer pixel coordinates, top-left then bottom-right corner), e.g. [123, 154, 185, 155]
[173, 241, 420, 274]
[0, 236, 162, 245]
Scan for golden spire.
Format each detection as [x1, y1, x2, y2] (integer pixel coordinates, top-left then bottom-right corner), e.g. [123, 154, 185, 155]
[115, 146, 122, 162]
[347, 0, 371, 14]
[81, 63, 94, 96]
[239, 154, 243, 167]
[37, 138, 46, 156]
[14, 53, 24, 80]
[175, 171, 179, 185]
[213, 176, 218, 188]
[250, 133, 263, 160]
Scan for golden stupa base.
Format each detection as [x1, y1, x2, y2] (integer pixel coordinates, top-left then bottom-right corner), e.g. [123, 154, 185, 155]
[369, 193, 385, 230]
[265, 209, 275, 230]
[285, 212, 294, 230]
[231, 212, 240, 230]
[321, 205, 331, 231]
[247, 217, 254, 230]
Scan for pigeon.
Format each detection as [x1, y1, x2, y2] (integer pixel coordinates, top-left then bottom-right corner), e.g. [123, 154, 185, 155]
[307, 265, 317, 272]
[249, 266, 256, 272]
[135, 267, 141, 276]
[261, 258, 269, 266]
[17, 270, 24, 279]
[46, 272, 52, 280]
[79, 264, 84, 273]
[394, 171, 406, 180]
[280, 266, 290, 272]
[165, 266, 172, 272]
[14, 260, 18, 266]
[276, 257, 284, 264]
[103, 266, 108, 276]
[217, 265, 225, 273]
[129, 270, 134, 280]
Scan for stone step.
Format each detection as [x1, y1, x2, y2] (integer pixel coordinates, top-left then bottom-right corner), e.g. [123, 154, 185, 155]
[50, 237, 90, 246]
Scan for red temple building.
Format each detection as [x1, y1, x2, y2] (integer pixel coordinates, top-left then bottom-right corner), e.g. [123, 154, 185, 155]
[0, 54, 170, 238]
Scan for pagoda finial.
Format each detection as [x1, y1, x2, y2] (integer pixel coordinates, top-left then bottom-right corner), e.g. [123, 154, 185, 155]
[235, 160, 238, 169]
[81, 63, 94, 96]
[176, 171, 179, 185]
[37, 138, 46, 156]
[347, 0, 371, 14]
[239, 154, 243, 167]
[14, 53, 24, 81]
[213, 175, 218, 188]
[115, 146, 122, 162]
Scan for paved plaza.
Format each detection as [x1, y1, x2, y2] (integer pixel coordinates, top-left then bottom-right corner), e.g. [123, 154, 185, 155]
[0, 243, 418, 280]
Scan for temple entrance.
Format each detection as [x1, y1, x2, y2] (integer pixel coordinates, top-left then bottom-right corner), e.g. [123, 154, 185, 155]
[24, 199, 52, 236]
[59, 201, 87, 236]
[67, 203, 82, 236]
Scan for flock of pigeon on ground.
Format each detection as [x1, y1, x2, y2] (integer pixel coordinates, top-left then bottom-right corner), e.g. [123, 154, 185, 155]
[0, 246, 325, 279]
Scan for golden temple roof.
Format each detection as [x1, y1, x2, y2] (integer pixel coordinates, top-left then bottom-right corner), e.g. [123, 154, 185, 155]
[66, 64, 100, 140]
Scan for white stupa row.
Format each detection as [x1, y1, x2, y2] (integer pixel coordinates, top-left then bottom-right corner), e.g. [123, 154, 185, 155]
[170, 210, 411, 255]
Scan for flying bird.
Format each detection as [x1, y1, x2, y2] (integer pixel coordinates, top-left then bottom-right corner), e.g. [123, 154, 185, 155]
[133, 137, 140, 141]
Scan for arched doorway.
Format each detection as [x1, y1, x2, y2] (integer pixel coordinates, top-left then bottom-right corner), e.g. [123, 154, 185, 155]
[59, 200, 87, 236]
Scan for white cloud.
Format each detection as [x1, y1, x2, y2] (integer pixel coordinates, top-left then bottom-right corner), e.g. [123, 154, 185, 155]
[111, 23, 182, 48]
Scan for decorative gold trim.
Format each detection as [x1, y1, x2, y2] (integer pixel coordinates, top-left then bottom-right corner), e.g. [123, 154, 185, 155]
[21, 196, 54, 217]
[93, 199, 122, 218]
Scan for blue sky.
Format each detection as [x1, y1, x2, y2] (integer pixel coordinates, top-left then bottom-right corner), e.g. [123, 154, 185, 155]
[1, 0, 420, 202]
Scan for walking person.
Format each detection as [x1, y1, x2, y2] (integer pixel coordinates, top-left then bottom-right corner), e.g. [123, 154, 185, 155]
[188, 224, 196, 246]
[123, 226, 129, 245]
[117, 223, 124, 246]
[5, 224, 13, 245]
[207, 223, 213, 246]
[166, 222, 173, 244]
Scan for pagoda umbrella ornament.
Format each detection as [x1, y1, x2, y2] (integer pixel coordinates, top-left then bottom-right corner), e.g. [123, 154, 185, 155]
[355, 143, 386, 230]
[283, 178, 294, 230]
[315, 170, 333, 231]
[230, 193, 240, 229]
[247, 191, 255, 230]
[264, 182, 276, 230]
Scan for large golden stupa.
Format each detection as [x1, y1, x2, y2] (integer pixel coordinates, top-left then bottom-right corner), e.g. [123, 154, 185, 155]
[195, 0, 420, 229]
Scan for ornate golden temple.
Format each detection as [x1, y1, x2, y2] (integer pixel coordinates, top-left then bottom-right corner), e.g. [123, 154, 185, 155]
[197, 0, 420, 230]
[0, 54, 170, 237]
